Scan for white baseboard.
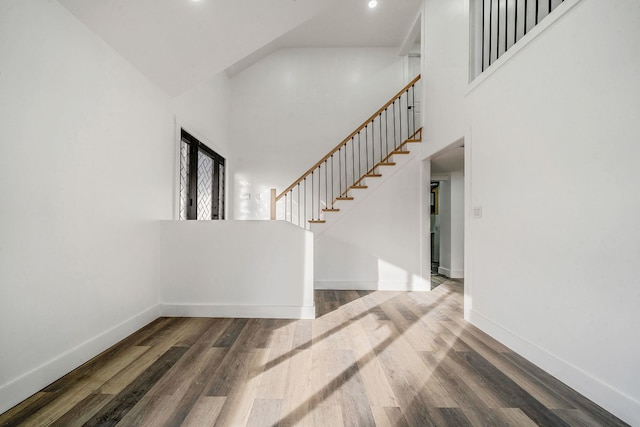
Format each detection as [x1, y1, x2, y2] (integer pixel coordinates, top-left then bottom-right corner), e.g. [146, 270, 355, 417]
[160, 304, 316, 320]
[437, 267, 464, 278]
[314, 280, 430, 291]
[0, 305, 161, 415]
[0, 301, 316, 416]
[467, 309, 640, 426]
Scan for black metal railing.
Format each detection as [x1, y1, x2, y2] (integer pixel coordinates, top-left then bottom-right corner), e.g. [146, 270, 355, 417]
[480, 0, 565, 72]
[272, 75, 422, 228]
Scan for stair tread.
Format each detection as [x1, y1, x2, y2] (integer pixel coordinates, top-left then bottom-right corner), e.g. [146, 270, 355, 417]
[406, 139, 421, 143]
[391, 150, 410, 154]
[351, 185, 368, 189]
[336, 197, 354, 200]
[308, 220, 326, 224]
[322, 208, 340, 212]
[378, 162, 396, 166]
[365, 174, 382, 177]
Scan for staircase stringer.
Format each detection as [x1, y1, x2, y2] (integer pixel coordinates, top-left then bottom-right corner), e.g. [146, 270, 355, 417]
[311, 140, 423, 235]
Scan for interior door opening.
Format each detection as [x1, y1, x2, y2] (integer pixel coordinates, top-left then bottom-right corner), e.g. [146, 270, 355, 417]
[429, 142, 465, 288]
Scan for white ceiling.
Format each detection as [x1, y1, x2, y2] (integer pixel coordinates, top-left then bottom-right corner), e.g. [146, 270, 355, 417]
[431, 146, 465, 175]
[277, 0, 422, 48]
[58, 0, 422, 96]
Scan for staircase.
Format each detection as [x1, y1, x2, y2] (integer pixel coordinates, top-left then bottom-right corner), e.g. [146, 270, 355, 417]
[270, 75, 422, 228]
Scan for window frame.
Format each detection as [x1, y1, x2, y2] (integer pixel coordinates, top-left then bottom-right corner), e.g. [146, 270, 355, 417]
[180, 129, 225, 220]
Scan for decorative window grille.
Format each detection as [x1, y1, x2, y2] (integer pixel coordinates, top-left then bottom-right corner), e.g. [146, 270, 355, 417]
[179, 129, 225, 220]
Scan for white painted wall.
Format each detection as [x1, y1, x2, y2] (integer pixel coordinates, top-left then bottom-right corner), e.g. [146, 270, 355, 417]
[421, 0, 640, 423]
[0, 0, 236, 414]
[466, 0, 640, 421]
[158, 221, 314, 319]
[314, 152, 428, 291]
[438, 172, 464, 278]
[421, 0, 469, 155]
[0, 0, 174, 413]
[172, 72, 234, 219]
[437, 179, 452, 273]
[173, 72, 232, 155]
[449, 172, 465, 278]
[229, 48, 407, 219]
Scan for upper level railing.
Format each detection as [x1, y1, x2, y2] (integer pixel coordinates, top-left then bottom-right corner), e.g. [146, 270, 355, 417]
[472, 0, 566, 76]
[270, 75, 422, 228]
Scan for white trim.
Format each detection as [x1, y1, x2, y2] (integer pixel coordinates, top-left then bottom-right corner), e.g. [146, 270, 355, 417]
[420, 136, 465, 162]
[160, 304, 315, 320]
[174, 117, 182, 220]
[437, 266, 464, 279]
[463, 127, 473, 320]
[466, 0, 583, 96]
[398, 9, 422, 57]
[468, 309, 640, 426]
[314, 280, 429, 292]
[420, 159, 431, 292]
[0, 305, 160, 415]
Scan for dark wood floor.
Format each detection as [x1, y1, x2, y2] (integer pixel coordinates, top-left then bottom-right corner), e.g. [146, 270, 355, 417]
[0, 280, 628, 426]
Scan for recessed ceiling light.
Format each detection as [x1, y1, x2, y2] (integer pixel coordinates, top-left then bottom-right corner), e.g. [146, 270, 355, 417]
[368, 0, 377, 8]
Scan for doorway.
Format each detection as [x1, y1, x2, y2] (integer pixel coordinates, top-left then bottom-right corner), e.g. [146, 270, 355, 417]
[430, 181, 440, 274]
[429, 142, 465, 287]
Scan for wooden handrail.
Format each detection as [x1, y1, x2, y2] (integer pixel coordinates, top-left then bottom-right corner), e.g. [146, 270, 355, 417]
[276, 74, 421, 201]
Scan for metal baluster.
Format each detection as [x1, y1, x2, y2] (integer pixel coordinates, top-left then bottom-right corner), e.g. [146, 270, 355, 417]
[311, 170, 314, 221]
[331, 154, 334, 208]
[514, 0, 518, 45]
[497, 0, 501, 58]
[489, 0, 493, 65]
[408, 87, 412, 138]
[535, 0, 539, 24]
[393, 100, 397, 149]
[343, 145, 347, 193]
[324, 160, 328, 214]
[406, 90, 410, 142]
[297, 183, 300, 227]
[339, 147, 342, 196]
[351, 138, 355, 186]
[408, 87, 412, 137]
[372, 122, 375, 167]
[482, 0, 486, 71]
[505, 0, 508, 53]
[399, 95, 403, 146]
[319, 165, 322, 219]
[384, 108, 389, 157]
[365, 126, 369, 171]
[524, 0, 528, 35]
[284, 193, 288, 222]
[379, 113, 383, 162]
[412, 84, 416, 135]
[358, 132, 362, 178]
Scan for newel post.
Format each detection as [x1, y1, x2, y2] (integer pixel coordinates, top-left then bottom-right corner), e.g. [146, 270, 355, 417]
[270, 188, 276, 220]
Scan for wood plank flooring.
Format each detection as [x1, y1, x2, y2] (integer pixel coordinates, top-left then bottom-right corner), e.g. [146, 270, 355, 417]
[0, 280, 629, 426]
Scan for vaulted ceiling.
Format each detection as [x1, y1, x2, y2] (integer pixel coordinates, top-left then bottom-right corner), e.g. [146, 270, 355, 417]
[58, 0, 421, 96]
